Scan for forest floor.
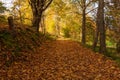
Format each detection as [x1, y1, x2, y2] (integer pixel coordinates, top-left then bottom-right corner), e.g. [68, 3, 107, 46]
[1, 40, 120, 80]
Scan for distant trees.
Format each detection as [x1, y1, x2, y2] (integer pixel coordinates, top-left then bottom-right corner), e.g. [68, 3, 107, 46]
[11, 0, 32, 25]
[72, 0, 97, 44]
[0, 1, 7, 22]
[49, 0, 68, 37]
[12, 0, 24, 25]
[29, 0, 53, 32]
[0, 1, 6, 13]
[46, 0, 95, 42]
[105, 0, 120, 53]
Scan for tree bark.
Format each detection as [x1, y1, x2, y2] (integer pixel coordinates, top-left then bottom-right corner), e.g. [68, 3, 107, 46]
[98, 0, 106, 53]
[32, 14, 42, 31]
[81, 1, 86, 44]
[29, 0, 42, 32]
[93, 26, 99, 50]
[29, 0, 53, 32]
[116, 40, 120, 53]
[40, 14, 46, 34]
[93, 0, 106, 53]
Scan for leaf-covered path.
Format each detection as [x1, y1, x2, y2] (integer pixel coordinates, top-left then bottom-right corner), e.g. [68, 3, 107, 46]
[1, 40, 120, 79]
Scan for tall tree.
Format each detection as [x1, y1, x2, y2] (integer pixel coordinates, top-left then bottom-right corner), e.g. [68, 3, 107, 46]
[29, 0, 53, 32]
[93, 0, 106, 53]
[81, 0, 86, 44]
[99, 0, 106, 53]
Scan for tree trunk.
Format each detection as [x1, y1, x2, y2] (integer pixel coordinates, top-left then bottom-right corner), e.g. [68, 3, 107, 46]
[55, 25, 60, 37]
[116, 40, 120, 53]
[98, 0, 106, 53]
[32, 14, 42, 32]
[30, 3, 42, 32]
[40, 14, 46, 34]
[81, 5, 86, 44]
[29, 0, 53, 32]
[93, 26, 99, 51]
[19, 10, 23, 25]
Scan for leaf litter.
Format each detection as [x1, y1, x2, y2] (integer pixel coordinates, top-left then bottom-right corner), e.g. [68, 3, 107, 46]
[0, 40, 120, 80]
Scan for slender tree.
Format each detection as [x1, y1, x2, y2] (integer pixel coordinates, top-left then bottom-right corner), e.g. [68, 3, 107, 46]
[81, 0, 86, 44]
[74, 0, 96, 44]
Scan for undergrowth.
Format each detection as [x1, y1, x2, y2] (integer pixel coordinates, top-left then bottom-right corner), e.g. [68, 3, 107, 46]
[84, 44, 120, 67]
[0, 27, 54, 67]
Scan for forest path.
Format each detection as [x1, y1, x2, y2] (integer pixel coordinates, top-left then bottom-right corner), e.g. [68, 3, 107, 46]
[1, 40, 120, 79]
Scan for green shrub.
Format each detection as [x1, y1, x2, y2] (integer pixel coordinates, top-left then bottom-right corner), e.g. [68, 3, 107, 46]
[0, 15, 6, 22]
[62, 27, 70, 38]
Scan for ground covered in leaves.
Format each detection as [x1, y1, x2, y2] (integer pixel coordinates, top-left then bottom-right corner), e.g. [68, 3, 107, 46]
[0, 40, 120, 80]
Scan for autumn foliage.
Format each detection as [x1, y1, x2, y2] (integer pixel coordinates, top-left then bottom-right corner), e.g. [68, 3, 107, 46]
[0, 0, 120, 79]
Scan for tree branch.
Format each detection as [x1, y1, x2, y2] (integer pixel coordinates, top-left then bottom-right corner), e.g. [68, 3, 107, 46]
[86, 7, 98, 15]
[42, 0, 53, 11]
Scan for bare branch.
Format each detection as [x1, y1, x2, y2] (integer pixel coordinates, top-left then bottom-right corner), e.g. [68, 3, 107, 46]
[42, 0, 53, 11]
[86, 7, 98, 15]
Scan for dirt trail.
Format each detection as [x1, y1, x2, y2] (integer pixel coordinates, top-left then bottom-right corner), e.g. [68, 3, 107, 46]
[0, 40, 120, 80]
